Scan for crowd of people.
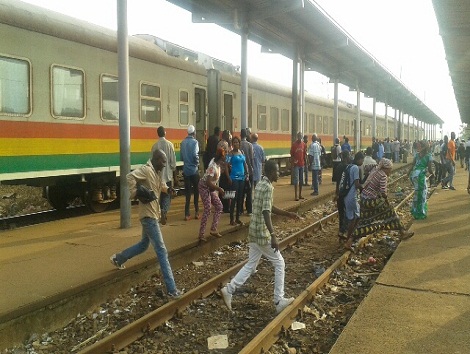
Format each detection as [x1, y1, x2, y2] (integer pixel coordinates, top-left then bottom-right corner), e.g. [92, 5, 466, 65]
[108, 124, 469, 312]
[327, 132, 470, 250]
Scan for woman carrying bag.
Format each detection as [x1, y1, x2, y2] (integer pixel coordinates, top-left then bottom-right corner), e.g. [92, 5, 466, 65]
[198, 148, 226, 243]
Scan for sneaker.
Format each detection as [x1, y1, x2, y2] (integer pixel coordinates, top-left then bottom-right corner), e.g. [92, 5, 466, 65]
[275, 297, 294, 314]
[168, 289, 183, 299]
[449, 186, 456, 190]
[442, 185, 448, 190]
[221, 286, 232, 310]
[110, 254, 125, 270]
[310, 191, 319, 196]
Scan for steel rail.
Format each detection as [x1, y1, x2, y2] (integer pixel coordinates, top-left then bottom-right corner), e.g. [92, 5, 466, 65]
[239, 188, 415, 354]
[79, 168, 413, 353]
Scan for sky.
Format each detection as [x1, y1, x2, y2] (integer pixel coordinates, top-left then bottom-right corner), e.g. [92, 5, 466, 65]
[20, 0, 462, 136]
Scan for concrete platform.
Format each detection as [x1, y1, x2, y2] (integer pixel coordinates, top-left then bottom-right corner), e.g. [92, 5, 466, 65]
[330, 168, 470, 354]
[0, 170, 339, 321]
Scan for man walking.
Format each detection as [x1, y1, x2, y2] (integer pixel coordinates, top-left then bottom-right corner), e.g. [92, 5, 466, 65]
[151, 126, 176, 225]
[220, 160, 300, 313]
[180, 125, 200, 220]
[251, 133, 266, 188]
[110, 149, 182, 298]
[442, 132, 456, 190]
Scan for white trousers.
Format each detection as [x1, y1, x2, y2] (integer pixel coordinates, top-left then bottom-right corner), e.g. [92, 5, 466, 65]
[226, 242, 285, 303]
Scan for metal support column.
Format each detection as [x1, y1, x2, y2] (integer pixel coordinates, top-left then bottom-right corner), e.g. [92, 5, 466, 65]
[394, 109, 398, 138]
[384, 103, 388, 138]
[117, 0, 131, 228]
[240, 24, 248, 132]
[333, 78, 339, 143]
[355, 84, 361, 152]
[291, 48, 299, 142]
[299, 58, 305, 133]
[407, 114, 410, 142]
[372, 97, 376, 138]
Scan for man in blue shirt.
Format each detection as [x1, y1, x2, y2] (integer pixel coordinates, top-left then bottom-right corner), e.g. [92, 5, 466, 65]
[251, 133, 266, 188]
[180, 125, 200, 221]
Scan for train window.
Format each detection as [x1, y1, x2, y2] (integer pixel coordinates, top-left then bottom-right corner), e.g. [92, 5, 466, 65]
[316, 115, 323, 134]
[51, 65, 85, 119]
[140, 82, 161, 123]
[281, 109, 289, 131]
[257, 105, 266, 130]
[101, 75, 118, 121]
[270, 107, 279, 131]
[323, 117, 329, 134]
[0, 55, 31, 116]
[309, 113, 315, 133]
[179, 90, 189, 125]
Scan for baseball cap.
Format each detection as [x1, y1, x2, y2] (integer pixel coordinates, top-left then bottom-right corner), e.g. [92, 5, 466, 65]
[187, 125, 195, 134]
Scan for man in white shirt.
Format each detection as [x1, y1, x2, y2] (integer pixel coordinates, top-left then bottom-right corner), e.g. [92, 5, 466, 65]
[151, 126, 177, 225]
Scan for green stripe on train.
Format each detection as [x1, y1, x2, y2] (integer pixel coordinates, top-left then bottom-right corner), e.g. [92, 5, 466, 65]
[0, 148, 288, 175]
[0, 153, 151, 174]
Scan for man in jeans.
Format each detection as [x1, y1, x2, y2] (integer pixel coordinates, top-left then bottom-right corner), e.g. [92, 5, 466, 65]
[110, 149, 182, 298]
[180, 125, 200, 220]
[308, 134, 321, 196]
[220, 160, 300, 314]
[442, 132, 456, 190]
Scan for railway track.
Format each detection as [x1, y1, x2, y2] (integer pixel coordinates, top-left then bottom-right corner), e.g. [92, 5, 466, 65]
[75, 170, 416, 354]
[1, 164, 414, 352]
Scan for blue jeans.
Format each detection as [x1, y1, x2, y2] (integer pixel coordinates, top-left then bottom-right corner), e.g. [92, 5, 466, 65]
[160, 181, 172, 215]
[184, 173, 200, 217]
[311, 169, 320, 193]
[230, 179, 245, 222]
[115, 217, 177, 293]
[442, 160, 455, 187]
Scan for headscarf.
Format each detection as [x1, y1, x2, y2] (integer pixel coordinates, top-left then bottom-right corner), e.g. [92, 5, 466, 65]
[377, 158, 393, 170]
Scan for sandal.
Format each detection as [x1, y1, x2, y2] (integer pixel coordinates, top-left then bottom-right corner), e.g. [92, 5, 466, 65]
[235, 220, 245, 226]
[210, 231, 223, 238]
[230, 221, 237, 226]
[198, 236, 208, 243]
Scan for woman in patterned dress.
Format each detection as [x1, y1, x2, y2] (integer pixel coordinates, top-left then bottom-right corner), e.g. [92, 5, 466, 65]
[198, 148, 226, 242]
[345, 158, 414, 250]
[410, 140, 434, 219]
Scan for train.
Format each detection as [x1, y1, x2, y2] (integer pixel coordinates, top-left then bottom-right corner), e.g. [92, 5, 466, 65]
[0, 0, 411, 212]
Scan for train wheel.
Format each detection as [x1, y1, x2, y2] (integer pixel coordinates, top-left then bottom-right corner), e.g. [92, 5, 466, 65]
[45, 186, 69, 211]
[86, 199, 109, 213]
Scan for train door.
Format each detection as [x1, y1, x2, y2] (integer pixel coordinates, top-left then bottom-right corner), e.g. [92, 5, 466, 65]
[194, 87, 206, 151]
[223, 93, 233, 133]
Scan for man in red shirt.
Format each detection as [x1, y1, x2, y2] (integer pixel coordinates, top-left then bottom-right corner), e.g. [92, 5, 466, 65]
[442, 131, 456, 190]
[290, 132, 306, 201]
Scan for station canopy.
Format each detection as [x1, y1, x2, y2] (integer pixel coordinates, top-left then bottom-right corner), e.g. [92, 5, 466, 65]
[432, 0, 470, 125]
[168, 0, 444, 125]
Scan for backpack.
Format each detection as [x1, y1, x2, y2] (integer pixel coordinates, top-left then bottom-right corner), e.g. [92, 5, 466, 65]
[338, 165, 352, 197]
[331, 145, 338, 160]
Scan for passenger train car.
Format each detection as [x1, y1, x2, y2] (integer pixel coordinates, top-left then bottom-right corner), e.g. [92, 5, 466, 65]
[0, 0, 408, 211]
